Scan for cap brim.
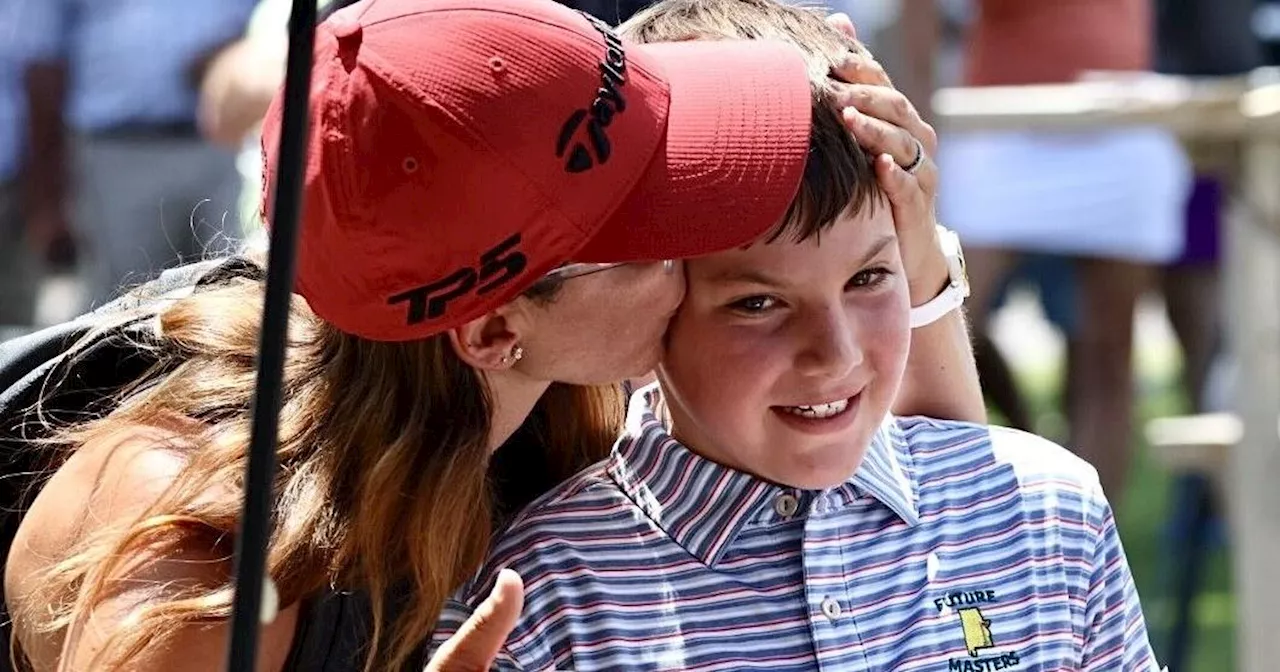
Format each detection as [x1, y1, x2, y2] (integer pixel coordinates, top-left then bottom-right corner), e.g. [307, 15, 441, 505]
[574, 39, 812, 262]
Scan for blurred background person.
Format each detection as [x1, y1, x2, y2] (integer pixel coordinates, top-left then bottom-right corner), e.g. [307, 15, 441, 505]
[1, 0, 78, 340]
[901, 0, 1193, 505]
[1150, 0, 1262, 668]
[19, 0, 258, 311]
[0, 2, 39, 339]
[1154, 0, 1261, 424]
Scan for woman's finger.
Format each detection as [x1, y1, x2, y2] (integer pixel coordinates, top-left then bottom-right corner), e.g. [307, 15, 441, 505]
[854, 111, 939, 200]
[823, 13, 875, 60]
[830, 51, 892, 86]
[875, 152, 921, 210]
[825, 12, 857, 40]
[833, 84, 937, 156]
[843, 107, 930, 175]
[873, 153, 942, 288]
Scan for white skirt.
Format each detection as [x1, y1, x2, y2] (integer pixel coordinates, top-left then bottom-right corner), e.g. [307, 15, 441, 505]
[937, 127, 1192, 263]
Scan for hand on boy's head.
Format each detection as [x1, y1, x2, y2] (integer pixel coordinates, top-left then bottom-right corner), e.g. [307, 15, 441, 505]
[826, 83, 944, 299]
[820, 11, 936, 195]
[816, 13, 946, 303]
[833, 85, 937, 170]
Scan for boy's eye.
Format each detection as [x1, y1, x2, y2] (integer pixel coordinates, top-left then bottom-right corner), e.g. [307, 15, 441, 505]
[850, 268, 892, 289]
[729, 295, 777, 313]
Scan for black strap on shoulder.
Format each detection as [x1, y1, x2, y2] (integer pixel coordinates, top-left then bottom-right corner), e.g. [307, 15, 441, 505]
[281, 590, 370, 672]
[0, 256, 260, 436]
[0, 256, 259, 435]
[281, 586, 433, 672]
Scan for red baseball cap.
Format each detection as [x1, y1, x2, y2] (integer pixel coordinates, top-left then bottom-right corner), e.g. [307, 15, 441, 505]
[261, 0, 813, 342]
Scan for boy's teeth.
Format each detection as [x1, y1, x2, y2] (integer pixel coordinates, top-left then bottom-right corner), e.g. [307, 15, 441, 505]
[782, 399, 849, 419]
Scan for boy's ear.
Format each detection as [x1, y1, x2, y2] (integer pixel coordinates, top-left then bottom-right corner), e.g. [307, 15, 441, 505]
[448, 306, 526, 371]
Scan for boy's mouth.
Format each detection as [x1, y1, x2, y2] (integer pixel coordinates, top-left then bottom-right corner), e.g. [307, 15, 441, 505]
[778, 399, 849, 419]
[770, 393, 863, 436]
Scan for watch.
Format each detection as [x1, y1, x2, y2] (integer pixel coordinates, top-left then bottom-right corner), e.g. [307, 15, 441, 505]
[909, 225, 970, 329]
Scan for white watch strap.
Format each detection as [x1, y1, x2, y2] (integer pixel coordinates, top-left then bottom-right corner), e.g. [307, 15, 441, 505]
[910, 281, 966, 329]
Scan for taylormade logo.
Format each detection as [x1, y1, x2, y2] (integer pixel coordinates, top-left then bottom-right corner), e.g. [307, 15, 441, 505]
[556, 13, 627, 173]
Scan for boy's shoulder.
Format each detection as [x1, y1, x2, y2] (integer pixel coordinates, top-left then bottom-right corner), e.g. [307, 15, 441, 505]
[462, 456, 638, 598]
[896, 416, 1105, 505]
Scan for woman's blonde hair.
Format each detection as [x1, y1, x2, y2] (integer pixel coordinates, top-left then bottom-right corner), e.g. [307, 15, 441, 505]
[13, 254, 622, 670]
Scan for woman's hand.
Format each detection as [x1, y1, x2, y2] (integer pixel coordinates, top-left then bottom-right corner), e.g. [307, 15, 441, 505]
[426, 569, 524, 672]
[824, 15, 949, 305]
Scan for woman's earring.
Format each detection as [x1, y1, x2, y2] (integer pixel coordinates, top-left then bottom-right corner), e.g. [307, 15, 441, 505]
[501, 345, 525, 366]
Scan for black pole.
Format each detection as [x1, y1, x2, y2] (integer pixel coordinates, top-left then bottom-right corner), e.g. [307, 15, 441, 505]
[225, 0, 317, 668]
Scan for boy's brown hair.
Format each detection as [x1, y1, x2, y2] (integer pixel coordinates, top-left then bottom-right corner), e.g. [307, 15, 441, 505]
[621, 0, 885, 243]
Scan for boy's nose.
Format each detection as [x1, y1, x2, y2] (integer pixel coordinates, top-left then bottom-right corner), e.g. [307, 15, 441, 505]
[794, 306, 863, 381]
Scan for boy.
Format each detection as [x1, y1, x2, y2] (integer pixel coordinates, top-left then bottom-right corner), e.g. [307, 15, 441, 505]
[432, 1, 1161, 670]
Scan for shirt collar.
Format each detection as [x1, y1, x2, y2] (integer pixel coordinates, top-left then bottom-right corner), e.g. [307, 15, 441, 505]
[607, 385, 920, 568]
[851, 415, 921, 527]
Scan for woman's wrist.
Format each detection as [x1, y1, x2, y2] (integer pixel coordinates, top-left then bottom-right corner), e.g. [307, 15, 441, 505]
[904, 222, 951, 307]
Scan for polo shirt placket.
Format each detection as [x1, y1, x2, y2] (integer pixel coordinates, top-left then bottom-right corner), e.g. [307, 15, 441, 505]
[796, 488, 871, 671]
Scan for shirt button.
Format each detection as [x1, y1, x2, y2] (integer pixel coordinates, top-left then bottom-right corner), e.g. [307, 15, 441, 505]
[821, 596, 842, 621]
[774, 492, 800, 518]
[813, 497, 828, 515]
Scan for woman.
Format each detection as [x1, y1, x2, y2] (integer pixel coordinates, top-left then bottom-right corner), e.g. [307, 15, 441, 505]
[4, 1, 977, 670]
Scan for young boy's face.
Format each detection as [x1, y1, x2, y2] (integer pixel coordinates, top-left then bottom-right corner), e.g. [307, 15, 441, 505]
[658, 203, 910, 489]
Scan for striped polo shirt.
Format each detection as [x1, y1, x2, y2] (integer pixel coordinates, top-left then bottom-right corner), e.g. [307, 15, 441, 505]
[434, 386, 1160, 671]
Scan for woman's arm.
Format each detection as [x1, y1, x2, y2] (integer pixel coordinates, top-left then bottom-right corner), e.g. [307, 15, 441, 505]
[874, 147, 984, 422]
[197, 34, 288, 147]
[6, 427, 298, 671]
[893, 222, 985, 422]
[7, 424, 525, 671]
